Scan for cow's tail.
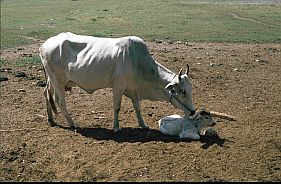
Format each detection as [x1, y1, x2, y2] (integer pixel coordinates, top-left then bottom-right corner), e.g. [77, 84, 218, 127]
[39, 47, 58, 114]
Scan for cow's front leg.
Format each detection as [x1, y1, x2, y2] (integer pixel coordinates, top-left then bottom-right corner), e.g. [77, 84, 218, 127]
[132, 99, 149, 129]
[112, 88, 124, 132]
[113, 110, 121, 132]
[55, 86, 78, 130]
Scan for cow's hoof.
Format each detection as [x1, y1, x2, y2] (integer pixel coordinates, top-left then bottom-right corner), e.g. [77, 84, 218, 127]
[49, 123, 57, 127]
[70, 125, 79, 131]
[141, 126, 150, 131]
[113, 127, 121, 132]
[48, 118, 57, 127]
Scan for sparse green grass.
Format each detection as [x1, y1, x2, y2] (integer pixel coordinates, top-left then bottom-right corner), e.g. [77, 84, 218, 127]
[0, 56, 42, 68]
[1, 0, 281, 49]
[0, 59, 9, 67]
[16, 56, 41, 67]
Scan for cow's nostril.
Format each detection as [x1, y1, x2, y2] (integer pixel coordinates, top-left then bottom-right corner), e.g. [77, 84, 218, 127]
[189, 109, 196, 116]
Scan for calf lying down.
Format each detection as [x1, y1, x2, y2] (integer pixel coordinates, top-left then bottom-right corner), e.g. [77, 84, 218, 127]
[158, 110, 216, 140]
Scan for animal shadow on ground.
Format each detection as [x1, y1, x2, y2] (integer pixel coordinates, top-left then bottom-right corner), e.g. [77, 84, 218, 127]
[58, 126, 228, 148]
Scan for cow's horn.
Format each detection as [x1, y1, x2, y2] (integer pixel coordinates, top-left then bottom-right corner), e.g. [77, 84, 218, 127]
[185, 64, 190, 75]
[178, 67, 183, 81]
[178, 67, 183, 76]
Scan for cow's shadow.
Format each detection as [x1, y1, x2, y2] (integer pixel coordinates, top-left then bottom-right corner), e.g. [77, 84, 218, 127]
[59, 126, 229, 149]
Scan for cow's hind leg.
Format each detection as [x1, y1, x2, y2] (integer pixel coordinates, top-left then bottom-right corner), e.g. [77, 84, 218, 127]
[43, 86, 56, 126]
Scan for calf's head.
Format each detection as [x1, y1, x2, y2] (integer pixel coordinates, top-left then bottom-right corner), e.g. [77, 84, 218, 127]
[165, 64, 196, 116]
[194, 110, 215, 128]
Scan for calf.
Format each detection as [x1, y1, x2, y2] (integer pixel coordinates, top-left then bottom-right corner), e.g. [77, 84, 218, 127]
[158, 110, 215, 140]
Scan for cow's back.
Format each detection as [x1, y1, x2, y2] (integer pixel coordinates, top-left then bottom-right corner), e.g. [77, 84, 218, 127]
[40, 32, 157, 92]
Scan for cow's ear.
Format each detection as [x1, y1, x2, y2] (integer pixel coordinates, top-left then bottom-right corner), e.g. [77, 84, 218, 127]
[165, 83, 176, 94]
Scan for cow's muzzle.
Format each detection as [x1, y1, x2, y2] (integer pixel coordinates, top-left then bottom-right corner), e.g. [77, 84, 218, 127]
[189, 108, 196, 116]
[169, 93, 196, 117]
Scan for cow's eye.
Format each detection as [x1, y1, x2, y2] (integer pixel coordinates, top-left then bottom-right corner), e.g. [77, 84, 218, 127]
[170, 89, 176, 94]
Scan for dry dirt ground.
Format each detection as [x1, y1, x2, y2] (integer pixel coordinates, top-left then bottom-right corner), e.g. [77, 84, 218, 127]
[0, 40, 280, 182]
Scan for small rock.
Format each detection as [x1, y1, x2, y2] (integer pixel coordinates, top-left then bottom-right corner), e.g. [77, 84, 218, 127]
[0, 76, 8, 82]
[233, 68, 239, 71]
[36, 80, 46, 87]
[155, 39, 163, 44]
[185, 42, 192, 46]
[22, 53, 33, 57]
[1, 68, 12, 72]
[18, 89, 26, 92]
[256, 59, 268, 64]
[15, 71, 27, 78]
[168, 40, 174, 44]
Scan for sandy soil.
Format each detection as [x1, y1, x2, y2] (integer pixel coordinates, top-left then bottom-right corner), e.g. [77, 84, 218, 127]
[0, 40, 280, 181]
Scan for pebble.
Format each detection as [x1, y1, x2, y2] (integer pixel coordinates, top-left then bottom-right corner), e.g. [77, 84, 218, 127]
[36, 80, 46, 87]
[15, 71, 27, 78]
[0, 76, 8, 82]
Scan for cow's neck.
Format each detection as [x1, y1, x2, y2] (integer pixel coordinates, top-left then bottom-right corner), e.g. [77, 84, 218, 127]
[157, 62, 176, 84]
[144, 61, 176, 101]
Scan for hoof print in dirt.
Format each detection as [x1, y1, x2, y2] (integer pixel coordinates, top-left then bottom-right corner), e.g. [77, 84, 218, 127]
[0, 76, 8, 82]
[15, 71, 27, 78]
[18, 89, 26, 92]
[36, 80, 46, 87]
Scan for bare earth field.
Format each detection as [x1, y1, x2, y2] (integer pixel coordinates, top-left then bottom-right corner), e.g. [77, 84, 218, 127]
[0, 40, 280, 182]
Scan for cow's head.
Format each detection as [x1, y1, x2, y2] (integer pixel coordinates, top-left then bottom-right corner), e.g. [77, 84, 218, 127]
[165, 64, 196, 116]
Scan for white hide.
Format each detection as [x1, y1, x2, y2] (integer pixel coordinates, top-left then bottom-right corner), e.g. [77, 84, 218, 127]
[40, 32, 196, 131]
[158, 111, 215, 140]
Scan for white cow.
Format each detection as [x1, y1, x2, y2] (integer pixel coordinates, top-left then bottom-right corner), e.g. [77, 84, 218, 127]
[39, 32, 196, 131]
[159, 110, 215, 140]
